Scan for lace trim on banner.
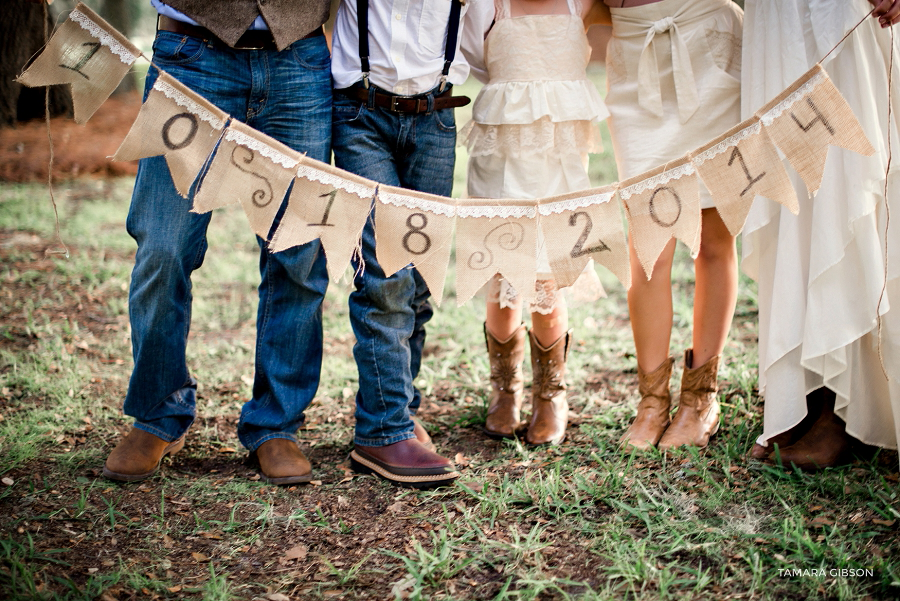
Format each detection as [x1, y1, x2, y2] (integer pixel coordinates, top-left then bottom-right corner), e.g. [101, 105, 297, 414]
[70, 9, 137, 65]
[692, 121, 762, 165]
[538, 191, 615, 216]
[224, 129, 299, 169]
[760, 72, 825, 126]
[378, 190, 456, 216]
[619, 163, 695, 200]
[457, 204, 537, 219]
[153, 80, 225, 130]
[296, 164, 376, 198]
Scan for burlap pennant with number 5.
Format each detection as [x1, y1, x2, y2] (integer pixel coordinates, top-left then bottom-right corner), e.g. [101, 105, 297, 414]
[192, 121, 301, 239]
[757, 64, 874, 197]
[113, 72, 227, 197]
[375, 187, 457, 305]
[692, 117, 799, 236]
[270, 158, 376, 282]
[538, 186, 630, 290]
[16, 3, 140, 124]
[455, 199, 537, 307]
[621, 157, 701, 280]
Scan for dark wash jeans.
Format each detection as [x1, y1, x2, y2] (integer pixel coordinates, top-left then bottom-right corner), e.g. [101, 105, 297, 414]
[332, 83, 457, 446]
[124, 30, 332, 451]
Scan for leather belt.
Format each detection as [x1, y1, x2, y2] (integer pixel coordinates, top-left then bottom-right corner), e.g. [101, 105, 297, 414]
[157, 15, 323, 50]
[337, 85, 471, 114]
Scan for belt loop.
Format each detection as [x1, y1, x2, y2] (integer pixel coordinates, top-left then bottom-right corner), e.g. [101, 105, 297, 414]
[366, 84, 376, 110]
[426, 92, 435, 115]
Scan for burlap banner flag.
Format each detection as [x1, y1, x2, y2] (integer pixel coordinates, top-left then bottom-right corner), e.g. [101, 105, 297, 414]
[113, 72, 227, 197]
[757, 64, 874, 196]
[621, 157, 702, 280]
[270, 159, 376, 282]
[17, 3, 140, 124]
[537, 186, 630, 289]
[691, 117, 799, 236]
[192, 121, 301, 239]
[375, 187, 457, 305]
[455, 200, 538, 307]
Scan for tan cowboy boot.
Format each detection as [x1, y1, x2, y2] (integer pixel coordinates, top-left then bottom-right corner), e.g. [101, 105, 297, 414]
[658, 350, 720, 450]
[620, 357, 673, 451]
[483, 323, 527, 439]
[251, 438, 313, 485]
[103, 428, 186, 482]
[525, 330, 570, 446]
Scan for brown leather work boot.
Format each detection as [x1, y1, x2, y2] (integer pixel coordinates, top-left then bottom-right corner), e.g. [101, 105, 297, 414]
[483, 323, 526, 439]
[771, 388, 851, 471]
[250, 438, 313, 485]
[658, 350, 720, 450]
[103, 428, 185, 482]
[525, 330, 570, 446]
[620, 357, 673, 451]
[351, 438, 459, 489]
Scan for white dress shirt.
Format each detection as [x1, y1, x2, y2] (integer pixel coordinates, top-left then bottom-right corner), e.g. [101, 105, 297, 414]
[331, 0, 493, 95]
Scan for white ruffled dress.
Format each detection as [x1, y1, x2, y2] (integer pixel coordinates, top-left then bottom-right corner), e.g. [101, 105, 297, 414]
[464, 0, 609, 312]
[741, 0, 900, 452]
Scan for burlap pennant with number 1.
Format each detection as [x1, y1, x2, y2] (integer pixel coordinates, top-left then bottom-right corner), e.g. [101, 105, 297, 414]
[757, 63, 874, 197]
[270, 158, 376, 282]
[621, 157, 702, 281]
[192, 121, 301, 239]
[16, 3, 140, 124]
[538, 185, 630, 289]
[375, 187, 457, 306]
[455, 199, 538, 307]
[113, 72, 227, 197]
[692, 117, 799, 236]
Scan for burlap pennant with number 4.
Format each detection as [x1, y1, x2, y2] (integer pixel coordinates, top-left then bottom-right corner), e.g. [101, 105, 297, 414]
[538, 186, 630, 290]
[270, 158, 376, 282]
[758, 64, 874, 197]
[455, 199, 537, 307]
[192, 121, 301, 239]
[17, 3, 140, 124]
[113, 72, 227, 197]
[375, 187, 457, 305]
[692, 117, 799, 236]
[621, 157, 701, 280]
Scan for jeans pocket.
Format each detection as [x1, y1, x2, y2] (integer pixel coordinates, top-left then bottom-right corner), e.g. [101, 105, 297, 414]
[290, 36, 331, 71]
[433, 107, 456, 133]
[333, 98, 364, 126]
[152, 31, 206, 65]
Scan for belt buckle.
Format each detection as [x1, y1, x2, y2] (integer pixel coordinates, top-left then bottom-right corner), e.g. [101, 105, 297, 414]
[390, 95, 402, 113]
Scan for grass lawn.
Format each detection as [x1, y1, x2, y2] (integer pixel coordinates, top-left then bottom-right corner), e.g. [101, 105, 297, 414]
[0, 67, 898, 600]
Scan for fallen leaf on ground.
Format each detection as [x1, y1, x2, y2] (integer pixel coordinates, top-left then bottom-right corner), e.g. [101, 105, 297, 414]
[191, 552, 209, 562]
[283, 544, 308, 561]
[455, 453, 471, 467]
[387, 501, 406, 513]
[872, 519, 896, 527]
[265, 594, 290, 601]
[2, 477, 13, 486]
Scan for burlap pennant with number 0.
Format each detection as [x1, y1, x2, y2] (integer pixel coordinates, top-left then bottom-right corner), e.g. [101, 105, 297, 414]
[538, 186, 630, 289]
[621, 157, 701, 280]
[16, 3, 140, 124]
[270, 158, 376, 282]
[757, 64, 874, 197]
[375, 187, 457, 305]
[113, 72, 227, 197]
[192, 121, 301, 239]
[455, 200, 537, 307]
[692, 117, 799, 235]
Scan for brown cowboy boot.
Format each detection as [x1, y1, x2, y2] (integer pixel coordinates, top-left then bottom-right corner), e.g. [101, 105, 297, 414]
[620, 357, 673, 451]
[103, 428, 186, 482]
[771, 388, 851, 470]
[483, 323, 527, 439]
[658, 350, 720, 450]
[525, 330, 571, 446]
[251, 438, 313, 485]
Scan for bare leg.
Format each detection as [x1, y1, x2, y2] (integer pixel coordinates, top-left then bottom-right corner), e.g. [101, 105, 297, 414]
[486, 279, 523, 340]
[530, 297, 568, 347]
[628, 237, 676, 371]
[692, 208, 737, 366]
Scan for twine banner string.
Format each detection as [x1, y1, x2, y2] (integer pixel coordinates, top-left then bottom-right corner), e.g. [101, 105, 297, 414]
[42, 0, 69, 259]
[876, 23, 894, 381]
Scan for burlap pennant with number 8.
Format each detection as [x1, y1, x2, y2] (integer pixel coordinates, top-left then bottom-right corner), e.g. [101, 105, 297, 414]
[270, 158, 376, 282]
[455, 199, 537, 307]
[621, 157, 701, 281]
[375, 187, 457, 305]
[692, 117, 799, 236]
[16, 3, 140, 124]
[538, 185, 630, 290]
[757, 64, 874, 197]
[113, 72, 227, 197]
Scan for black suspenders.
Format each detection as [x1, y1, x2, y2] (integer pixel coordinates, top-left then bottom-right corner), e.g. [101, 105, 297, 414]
[357, 0, 466, 92]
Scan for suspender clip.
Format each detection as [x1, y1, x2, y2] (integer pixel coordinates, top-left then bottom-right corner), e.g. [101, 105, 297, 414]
[438, 75, 448, 94]
[362, 72, 370, 89]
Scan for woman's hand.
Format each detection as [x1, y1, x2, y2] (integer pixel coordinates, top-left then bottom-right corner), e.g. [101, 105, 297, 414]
[869, 0, 900, 28]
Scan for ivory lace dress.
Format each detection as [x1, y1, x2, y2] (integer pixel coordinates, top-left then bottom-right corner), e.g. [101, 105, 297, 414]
[741, 0, 900, 453]
[464, 0, 609, 312]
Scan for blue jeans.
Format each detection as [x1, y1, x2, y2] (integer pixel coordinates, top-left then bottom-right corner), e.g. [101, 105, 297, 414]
[124, 31, 332, 450]
[332, 84, 457, 446]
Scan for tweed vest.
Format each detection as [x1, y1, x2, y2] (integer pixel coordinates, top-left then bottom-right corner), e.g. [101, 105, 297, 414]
[162, 0, 330, 50]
